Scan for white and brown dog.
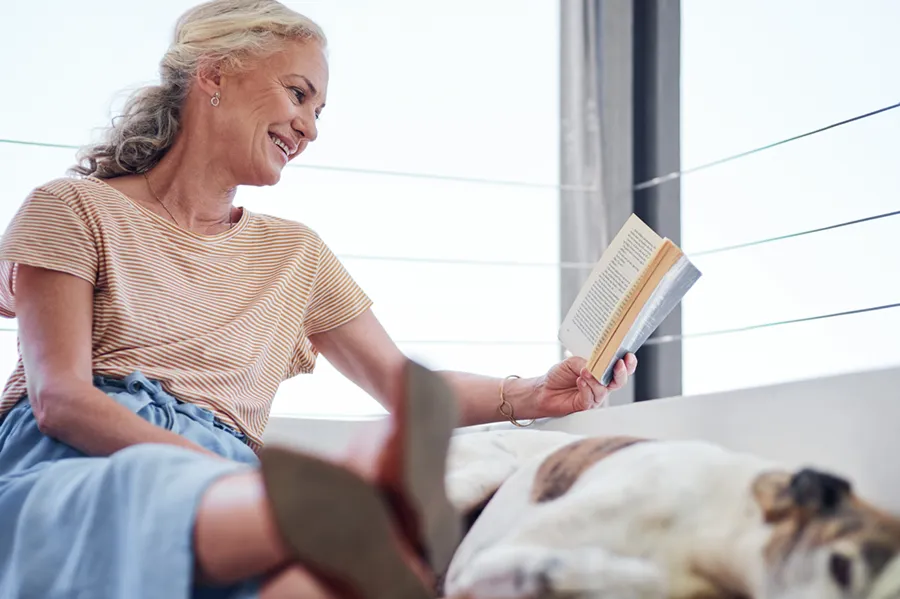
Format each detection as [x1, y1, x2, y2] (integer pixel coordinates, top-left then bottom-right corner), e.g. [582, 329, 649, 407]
[440, 430, 900, 599]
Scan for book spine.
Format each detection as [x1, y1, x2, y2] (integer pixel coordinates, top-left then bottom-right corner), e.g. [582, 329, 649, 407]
[587, 240, 673, 373]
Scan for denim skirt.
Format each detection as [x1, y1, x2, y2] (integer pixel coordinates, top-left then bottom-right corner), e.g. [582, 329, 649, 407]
[0, 371, 264, 599]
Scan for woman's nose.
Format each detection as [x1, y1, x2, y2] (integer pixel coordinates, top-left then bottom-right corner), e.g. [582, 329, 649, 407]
[293, 113, 318, 143]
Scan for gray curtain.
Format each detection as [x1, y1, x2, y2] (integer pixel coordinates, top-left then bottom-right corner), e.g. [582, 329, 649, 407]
[559, 0, 636, 404]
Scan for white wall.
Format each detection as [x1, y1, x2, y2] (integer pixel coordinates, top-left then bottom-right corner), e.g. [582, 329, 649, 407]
[266, 364, 900, 512]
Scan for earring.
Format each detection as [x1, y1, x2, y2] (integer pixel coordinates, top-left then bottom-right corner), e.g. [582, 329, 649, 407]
[210, 91, 221, 107]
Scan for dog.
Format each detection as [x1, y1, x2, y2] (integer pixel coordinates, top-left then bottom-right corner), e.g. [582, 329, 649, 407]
[440, 429, 900, 599]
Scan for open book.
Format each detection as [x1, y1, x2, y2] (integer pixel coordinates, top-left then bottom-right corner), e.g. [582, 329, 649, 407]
[558, 214, 702, 386]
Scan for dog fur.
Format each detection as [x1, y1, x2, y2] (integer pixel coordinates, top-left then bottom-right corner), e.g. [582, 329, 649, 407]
[441, 430, 900, 599]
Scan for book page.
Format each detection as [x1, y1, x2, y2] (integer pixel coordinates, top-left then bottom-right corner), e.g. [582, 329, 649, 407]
[558, 214, 664, 358]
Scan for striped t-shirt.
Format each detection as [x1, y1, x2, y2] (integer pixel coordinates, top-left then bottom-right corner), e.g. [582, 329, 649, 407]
[0, 176, 373, 449]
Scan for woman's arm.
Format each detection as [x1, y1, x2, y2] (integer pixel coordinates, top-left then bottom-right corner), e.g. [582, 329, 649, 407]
[17, 265, 223, 458]
[308, 309, 545, 427]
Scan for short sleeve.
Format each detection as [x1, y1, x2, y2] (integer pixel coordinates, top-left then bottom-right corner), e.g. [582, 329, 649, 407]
[303, 239, 373, 338]
[0, 186, 99, 317]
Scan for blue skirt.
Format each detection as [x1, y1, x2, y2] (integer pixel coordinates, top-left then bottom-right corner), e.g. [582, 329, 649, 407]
[0, 371, 263, 599]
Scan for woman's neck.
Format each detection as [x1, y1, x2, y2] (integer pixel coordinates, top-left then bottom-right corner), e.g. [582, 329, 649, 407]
[144, 137, 238, 234]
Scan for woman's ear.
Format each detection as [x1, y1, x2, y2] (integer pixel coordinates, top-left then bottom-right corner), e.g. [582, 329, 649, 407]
[195, 60, 222, 98]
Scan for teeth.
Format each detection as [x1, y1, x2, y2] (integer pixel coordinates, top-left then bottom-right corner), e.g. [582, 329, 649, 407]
[270, 134, 290, 155]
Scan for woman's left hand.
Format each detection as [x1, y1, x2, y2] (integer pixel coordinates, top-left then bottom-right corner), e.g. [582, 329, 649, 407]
[532, 353, 638, 417]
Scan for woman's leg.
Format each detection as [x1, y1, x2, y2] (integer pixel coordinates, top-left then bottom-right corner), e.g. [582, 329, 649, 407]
[194, 471, 292, 584]
[192, 359, 461, 597]
[0, 360, 458, 599]
[193, 458, 436, 587]
[258, 566, 337, 599]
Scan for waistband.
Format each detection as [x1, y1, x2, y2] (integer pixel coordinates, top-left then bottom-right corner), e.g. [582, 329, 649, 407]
[92, 371, 249, 446]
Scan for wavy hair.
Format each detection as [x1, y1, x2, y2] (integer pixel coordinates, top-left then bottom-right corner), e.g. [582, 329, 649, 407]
[70, 0, 326, 178]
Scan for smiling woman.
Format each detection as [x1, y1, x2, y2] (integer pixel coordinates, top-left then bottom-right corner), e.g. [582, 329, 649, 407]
[0, 3, 468, 597]
[0, 1, 636, 598]
[71, 0, 328, 229]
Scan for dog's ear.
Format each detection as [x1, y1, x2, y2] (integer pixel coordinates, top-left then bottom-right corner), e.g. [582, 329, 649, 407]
[753, 468, 854, 522]
[753, 471, 796, 523]
[788, 468, 852, 514]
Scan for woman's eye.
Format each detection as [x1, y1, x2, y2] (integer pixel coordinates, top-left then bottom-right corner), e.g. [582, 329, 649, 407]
[291, 87, 305, 103]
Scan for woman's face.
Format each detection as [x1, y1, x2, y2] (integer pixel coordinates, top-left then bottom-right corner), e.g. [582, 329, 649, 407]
[211, 40, 328, 187]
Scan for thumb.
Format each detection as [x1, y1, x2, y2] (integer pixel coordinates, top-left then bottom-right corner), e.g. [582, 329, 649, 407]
[572, 379, 592, 412]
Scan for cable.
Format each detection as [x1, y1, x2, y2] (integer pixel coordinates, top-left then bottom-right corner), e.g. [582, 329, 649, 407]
[394, 339, 559, 346]
[690, 209, 900, 257]
[633, 100, 900, 191]
[644, 301, 900, 346]
[4, 135, 900, 276]
[340, 206, 900, 267]
[6, 100, 900, 266]
[391, 301, 900, 345]
[0, 301, 897, 347]
[337, 253, 594, 270]
[2, 104, 897, 363]
[364, 301, 900, 345]
[286, 162, 594, 192]
[6, 100, 899, 195]
[0, 137, 596, 193]
[0, 139, 78, 151]
[345, 301, 900, 345]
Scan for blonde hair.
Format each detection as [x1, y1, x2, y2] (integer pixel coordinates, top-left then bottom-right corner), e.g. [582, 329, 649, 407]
[71, 0, 326, 178]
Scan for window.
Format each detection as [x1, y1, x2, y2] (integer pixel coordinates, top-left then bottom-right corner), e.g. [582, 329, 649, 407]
[680, 0, 900, 395]
[0, 0, 560, 416]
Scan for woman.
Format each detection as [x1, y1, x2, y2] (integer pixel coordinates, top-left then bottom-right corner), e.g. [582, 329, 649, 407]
[0, 1, 637, 598]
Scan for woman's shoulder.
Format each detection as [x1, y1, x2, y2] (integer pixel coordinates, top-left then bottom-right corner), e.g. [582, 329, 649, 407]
[249, 212, 324, 245]
[26, 175, 123, 213]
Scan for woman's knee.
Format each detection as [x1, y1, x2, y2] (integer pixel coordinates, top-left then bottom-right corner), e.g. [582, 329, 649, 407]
[259, 566, 338, 599]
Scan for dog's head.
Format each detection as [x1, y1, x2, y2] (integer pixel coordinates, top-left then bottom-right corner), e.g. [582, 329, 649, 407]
[754, 468, 900, 598]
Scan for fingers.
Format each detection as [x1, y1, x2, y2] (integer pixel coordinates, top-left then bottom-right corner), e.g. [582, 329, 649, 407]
[573, 353, 637, 412]
[624, 352, 638, 375]
[607, 353, 638, 390]
[578, 368, 609, 409]
[605, 359, 627, 391]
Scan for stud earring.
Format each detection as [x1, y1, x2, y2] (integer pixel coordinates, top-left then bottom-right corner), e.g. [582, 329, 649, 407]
[210, 91, 221, 107]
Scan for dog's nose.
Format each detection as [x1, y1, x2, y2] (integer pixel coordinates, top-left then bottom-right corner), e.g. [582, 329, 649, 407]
[789, 468, 852, 512]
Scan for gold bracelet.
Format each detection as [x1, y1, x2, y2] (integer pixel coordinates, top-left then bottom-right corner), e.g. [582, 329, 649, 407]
[497, 374, 536, 428]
